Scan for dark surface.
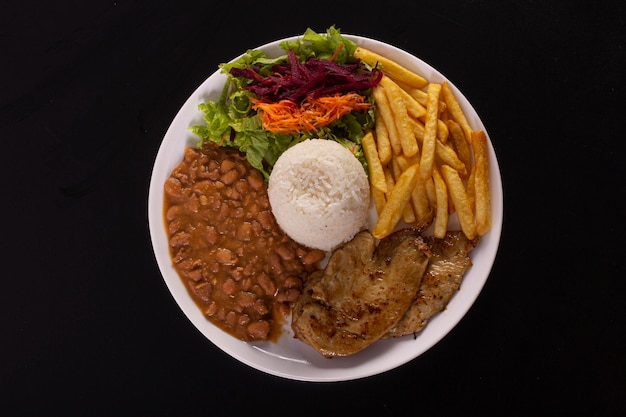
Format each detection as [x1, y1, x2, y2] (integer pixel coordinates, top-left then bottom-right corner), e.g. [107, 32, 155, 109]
[2, 1, 625, 416]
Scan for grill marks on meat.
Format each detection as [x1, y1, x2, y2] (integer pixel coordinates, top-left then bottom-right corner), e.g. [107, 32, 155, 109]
[291, 230, 431, 358]
[291, 228, 478, 357]
[385, 230, 478, 338]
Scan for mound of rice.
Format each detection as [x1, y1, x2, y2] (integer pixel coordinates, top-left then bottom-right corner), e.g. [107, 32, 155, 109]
[268, 139, 371, 251]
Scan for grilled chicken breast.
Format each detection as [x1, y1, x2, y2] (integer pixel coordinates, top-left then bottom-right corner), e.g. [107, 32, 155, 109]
[291, 229, 431, 358]
[385, 230, 478, 338]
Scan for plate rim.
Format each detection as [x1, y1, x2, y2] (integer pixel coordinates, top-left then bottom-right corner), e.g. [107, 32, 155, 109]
[147, 33, 504, 382]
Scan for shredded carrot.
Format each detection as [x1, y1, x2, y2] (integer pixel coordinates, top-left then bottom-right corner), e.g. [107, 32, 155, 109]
[251, 92, 371, 134]
[329, 43, 345, 62]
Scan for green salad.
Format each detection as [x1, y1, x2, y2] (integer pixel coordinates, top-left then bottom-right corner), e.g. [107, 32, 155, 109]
[189, 26, 382, 181]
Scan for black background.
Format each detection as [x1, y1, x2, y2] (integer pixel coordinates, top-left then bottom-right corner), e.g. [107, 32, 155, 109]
[2, 1, 625, 416]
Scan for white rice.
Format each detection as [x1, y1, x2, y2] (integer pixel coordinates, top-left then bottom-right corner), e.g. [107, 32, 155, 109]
[268, 139, 371, 251]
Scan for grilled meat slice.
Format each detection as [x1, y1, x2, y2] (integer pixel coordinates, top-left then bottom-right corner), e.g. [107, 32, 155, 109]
[291, 229, 431, 357]
[384, 230, 478, 338]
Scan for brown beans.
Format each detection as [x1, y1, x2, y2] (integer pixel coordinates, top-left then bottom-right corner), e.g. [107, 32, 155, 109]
[276, 288, 301, 303]
[257, 210, 273, 230]
[236, 222, 252, 241]
[169, 231, 191, 248]
[220, 158, 236, 173]
[221, 278, 236, 295]
[164, 143, 324, 342]
[257, 272, 276, 296]
[215, 248, 235, 265]
[237, 291, 256, 308]
[302, 249, 326, 266]
[276, 244, 295, 261]
[221, 169, 239, 185]
[247, 169, 264, 190]
[205, 226, 218, 245]
[252, 299, 269, 315]
[247, 321, 270, 340]
[164, 177, 183, 200]
[283, 276, 302, 289]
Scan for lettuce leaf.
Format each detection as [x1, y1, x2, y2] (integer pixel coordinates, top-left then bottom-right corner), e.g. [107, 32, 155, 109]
[279, 26, 357, 64]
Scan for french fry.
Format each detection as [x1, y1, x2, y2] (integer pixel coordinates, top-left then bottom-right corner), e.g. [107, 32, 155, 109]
[404, 96, 427, 120]
[383, 166, 395, 199]
[393, 150, 433, 225]
[402, 195, 417, 224]
[447, 119, 472, 176]
[410, 117, 425, 142]
[372, 187, 387, 215]
[394, 79, 427, 106]
[410, 177, 429, 222]
[396, 88, 426, 119]
[410, 115, 449, 143]
[374, 110, 392, 165]
[436, 118, 449, 143]
[393, 152, 419, 171]
[390, 155, 416, 224]
[466, 162, 476, 213]
[439, 108, 449, 125]
[471, 130, 492, 236]
[390, 153, 402, 181]
[420, 83, 441, 180]
[394, 78, 448, 112]
[413, 186, 433, 225]
[435, 140, 468, 176]
[432, 166, 448, 238]
[363, 51, 492, 241]
[442, 81, 472, 142]
[373, 164, 420, 239]
[440, 164, 477, 240]
[354, 46, 428, 89]
[373, 86, 402, 155]
[411, 118, 464, 174]
[380, 76, 419, 157]
[362, 131, 388, 194]
[425, 175, 437, 209]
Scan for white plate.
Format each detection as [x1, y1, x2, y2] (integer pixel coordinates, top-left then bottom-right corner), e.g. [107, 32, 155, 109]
[148, 34, 503, 382]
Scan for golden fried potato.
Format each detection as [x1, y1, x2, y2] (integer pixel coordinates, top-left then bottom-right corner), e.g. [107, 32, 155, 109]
[420, 83, 441, 180]
[432, 166, 448, 239]
[364, 52, 492, 241]
[410, 114, 449, 144]
[374, 109, 392, 166]
[471, 130, 492, 236]
[440, 164, 477, 240]
[394, 79, 426, 106]
[362, 131, 388, 194]
[391, 154, 416, 224]
[373, 86, 402, 155]
[373, 164, 420, 239]
[372, 187, 387, 215]
[383, 166, 396, 205]
[354, 47, 428, 89]
[435, 140, 468, 177]
[442, 81, 472, 142]
[397, 80, 448, 115]
[380, 76, 419, 157]
[447, 119, 472, 176]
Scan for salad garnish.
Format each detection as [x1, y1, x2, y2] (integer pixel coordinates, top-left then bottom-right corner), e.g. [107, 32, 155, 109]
[190, 26, 382, 181]
[251, 92, 372, 135]
[231, 49, 382, 103]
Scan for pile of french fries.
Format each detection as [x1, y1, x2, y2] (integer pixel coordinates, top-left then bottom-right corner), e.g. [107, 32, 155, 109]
[354, 47, 491, 241]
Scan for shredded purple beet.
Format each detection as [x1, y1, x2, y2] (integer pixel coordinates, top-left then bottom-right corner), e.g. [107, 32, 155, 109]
[229, 49, 382, 102]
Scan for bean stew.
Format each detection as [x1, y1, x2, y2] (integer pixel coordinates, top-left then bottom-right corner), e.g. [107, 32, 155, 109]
[163, 142, 325, 341]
